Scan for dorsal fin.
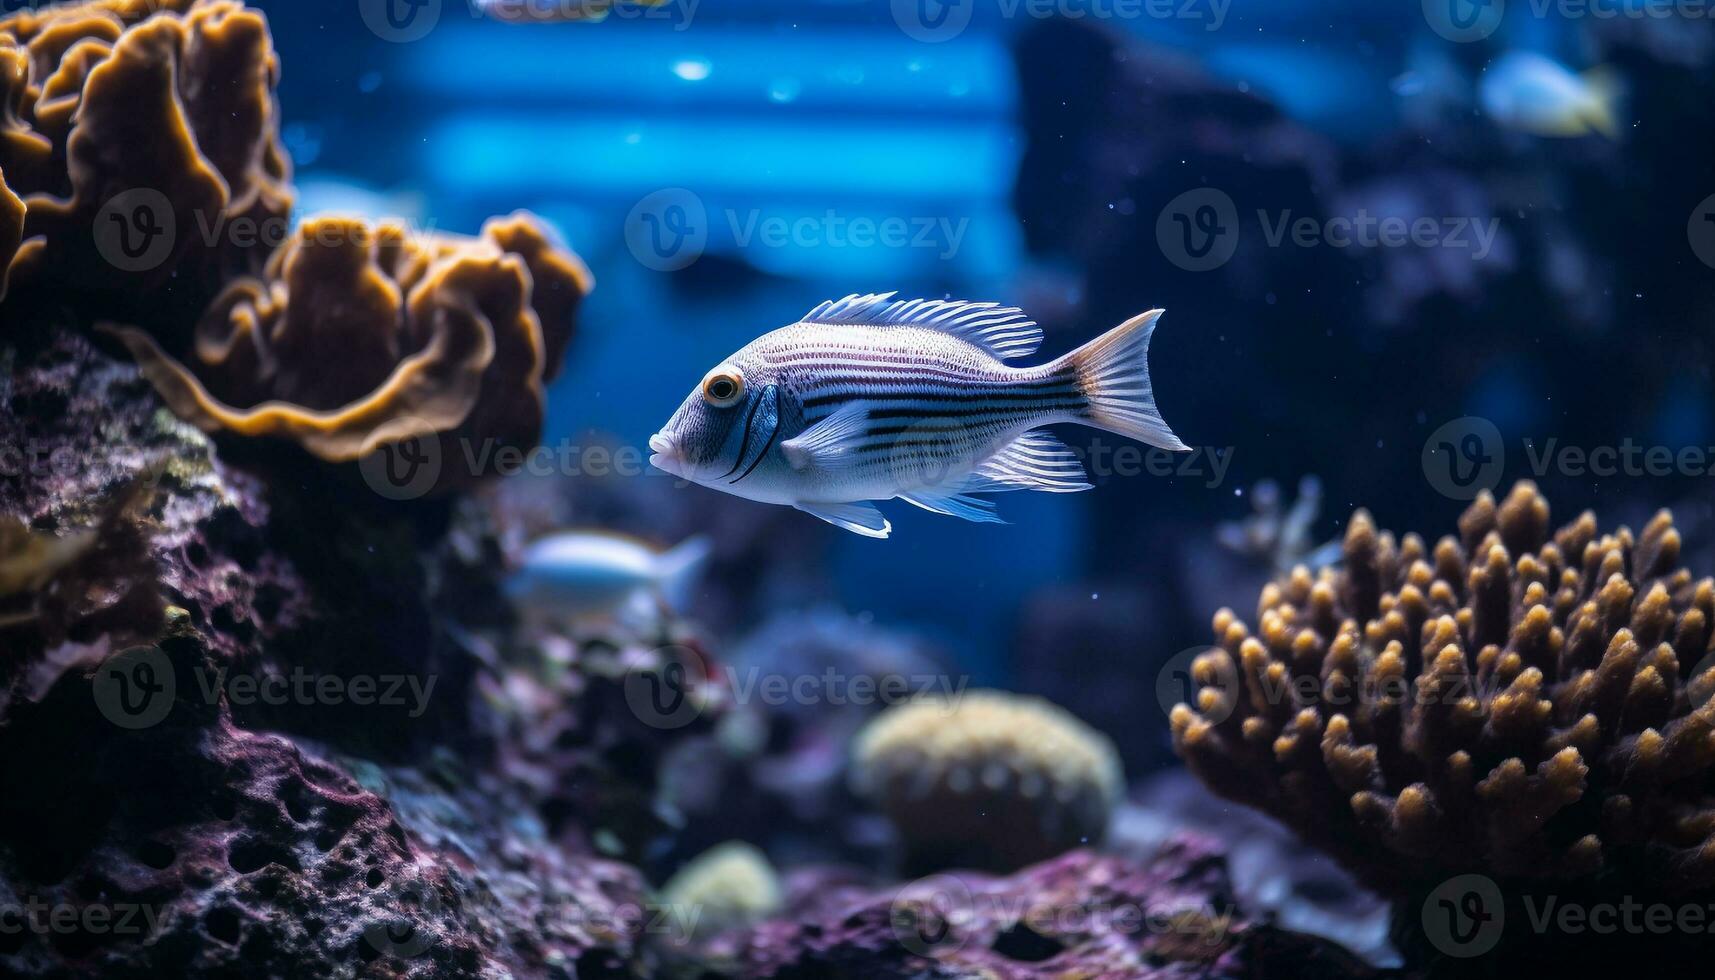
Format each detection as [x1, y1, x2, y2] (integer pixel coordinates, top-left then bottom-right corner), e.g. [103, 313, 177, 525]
[800, 292, 1043, 360]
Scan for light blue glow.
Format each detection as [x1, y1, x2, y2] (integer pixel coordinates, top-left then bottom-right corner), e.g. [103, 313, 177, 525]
[1202, 45, 1389, 134]
[403, 24, 1014, 116]
[422, 114, 1018, 199]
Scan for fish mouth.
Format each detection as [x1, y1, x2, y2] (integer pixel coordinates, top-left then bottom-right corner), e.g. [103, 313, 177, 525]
[648, 432, 683, 476]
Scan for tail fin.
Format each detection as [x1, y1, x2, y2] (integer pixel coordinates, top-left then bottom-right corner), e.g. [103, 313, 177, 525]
[653, 535, 712, 613]
[1058, 309, 1189, 451]
[1580, 66, 1622, 140]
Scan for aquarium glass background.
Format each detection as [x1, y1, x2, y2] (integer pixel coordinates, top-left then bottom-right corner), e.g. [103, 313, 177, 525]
[264, 0, 1714, 692]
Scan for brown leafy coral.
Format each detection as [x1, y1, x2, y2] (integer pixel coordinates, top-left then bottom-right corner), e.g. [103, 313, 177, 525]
[0, 0, 290, 320]
[101, 213, 590, 469]
[1172, 481, 1715, 896]
[5, 0, 592, 485]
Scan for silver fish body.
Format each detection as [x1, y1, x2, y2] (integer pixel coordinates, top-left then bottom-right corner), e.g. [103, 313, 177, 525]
[649, 294, 1188, 538]
[507, 532, 710, 617]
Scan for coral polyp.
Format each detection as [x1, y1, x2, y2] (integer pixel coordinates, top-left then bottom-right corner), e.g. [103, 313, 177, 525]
[1173, 481, 1715, 901]
[853, 689, 1122, 875]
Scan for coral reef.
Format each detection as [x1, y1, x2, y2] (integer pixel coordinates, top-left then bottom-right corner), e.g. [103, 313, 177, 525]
[853, 690, 1122, 876]
[1172, 481, 1715, 969]
[2, 0, 590, 491]
[1215, 476, 1339, 577]
[2, 648, 660, 977]
[706, 840, 1382, 979]
[660, 608, 941, 871]
[1117, 770, 1397, 967]
[0, 323, 694, 977]
[103, 212, 590, 477]
[0, 0, 291, 326]
[657, 841, 782, 940]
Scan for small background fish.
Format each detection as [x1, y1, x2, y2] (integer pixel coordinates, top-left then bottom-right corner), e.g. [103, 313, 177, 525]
[648, 293, 1188, 538]
[507, 532, 710, 620]
[1480, 52, 1623, 139]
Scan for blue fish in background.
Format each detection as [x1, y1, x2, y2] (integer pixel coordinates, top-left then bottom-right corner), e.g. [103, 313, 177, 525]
[1480, 52, 1623, 139]
[508, 532, 712, 621]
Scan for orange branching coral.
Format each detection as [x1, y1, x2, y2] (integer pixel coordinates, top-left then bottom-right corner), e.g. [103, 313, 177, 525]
[102, 213, 590, 473]
[0, 0, 290, 318]
[1172, 481, 1715, 895]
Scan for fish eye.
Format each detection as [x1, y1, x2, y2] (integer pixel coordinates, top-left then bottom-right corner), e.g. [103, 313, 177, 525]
[701, 366, 745, 408]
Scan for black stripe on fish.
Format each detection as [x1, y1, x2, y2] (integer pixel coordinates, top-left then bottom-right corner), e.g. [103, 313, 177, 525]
[801, 385, 1081, 412]
[731, 414, 781, 484]
[718, 389, 772, 480]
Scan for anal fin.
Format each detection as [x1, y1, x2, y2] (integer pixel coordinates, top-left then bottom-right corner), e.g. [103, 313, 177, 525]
[969, 430, 1093, 494]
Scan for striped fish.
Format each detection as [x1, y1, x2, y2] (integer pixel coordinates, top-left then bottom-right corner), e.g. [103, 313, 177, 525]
[647, 293, 1189, 538]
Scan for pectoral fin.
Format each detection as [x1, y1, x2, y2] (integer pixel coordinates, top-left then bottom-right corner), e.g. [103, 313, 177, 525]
[782, 402, 870, 470]
[794, 500, 892, 538]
